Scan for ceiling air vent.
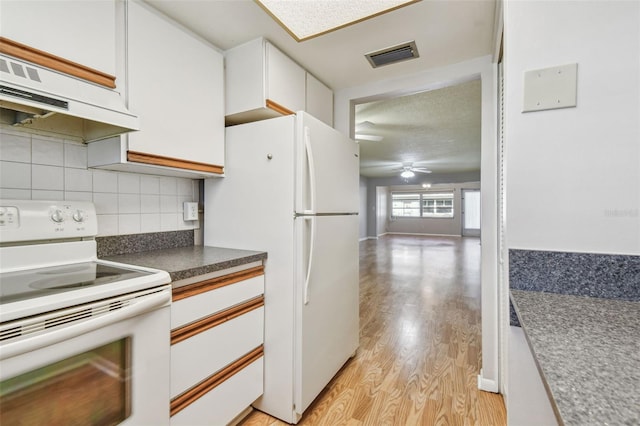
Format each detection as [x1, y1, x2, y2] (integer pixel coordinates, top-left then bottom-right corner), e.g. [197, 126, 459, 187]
[365, 41, 419, 68]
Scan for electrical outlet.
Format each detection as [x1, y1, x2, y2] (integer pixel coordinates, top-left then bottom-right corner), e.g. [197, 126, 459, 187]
[183, 202, 198, 221]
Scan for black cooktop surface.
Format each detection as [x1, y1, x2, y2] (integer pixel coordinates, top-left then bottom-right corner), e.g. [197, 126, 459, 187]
[0, 262, 151, 304]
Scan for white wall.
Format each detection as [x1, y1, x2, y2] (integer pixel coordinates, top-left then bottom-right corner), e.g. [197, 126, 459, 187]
[335, 55, 500, 391]
[359, 176, 368, 240]
[0, 126, 201, 236]
[503, 0, 640, 420]
[375, 186, 388, 236]
[504, 0, 640, 256]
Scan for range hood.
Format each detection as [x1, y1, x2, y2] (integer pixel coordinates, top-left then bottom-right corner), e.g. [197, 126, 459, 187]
[0, 52, 139, 142]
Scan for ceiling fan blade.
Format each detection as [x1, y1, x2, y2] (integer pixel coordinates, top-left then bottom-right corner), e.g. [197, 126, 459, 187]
[355, 133, 384, 142]
[413, 169, 432, 174]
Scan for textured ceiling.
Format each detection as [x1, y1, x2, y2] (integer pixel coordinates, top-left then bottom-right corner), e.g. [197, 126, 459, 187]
[255, 0, 418, 41]
[356, 79, 481, 178]
[146, 0, 496, 90]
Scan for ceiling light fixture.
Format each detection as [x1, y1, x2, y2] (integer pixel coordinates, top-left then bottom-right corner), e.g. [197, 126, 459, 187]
[400, 170, 415, 178]
[255, 0, 420, 42]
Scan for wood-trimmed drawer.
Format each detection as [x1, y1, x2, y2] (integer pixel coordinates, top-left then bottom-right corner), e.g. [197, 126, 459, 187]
[171, 300, 264, 398]
[171, 267, 264, 330]
[170, 350, 263, 425]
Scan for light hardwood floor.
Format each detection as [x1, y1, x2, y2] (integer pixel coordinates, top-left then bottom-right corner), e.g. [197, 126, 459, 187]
[240, 235, 506, 426]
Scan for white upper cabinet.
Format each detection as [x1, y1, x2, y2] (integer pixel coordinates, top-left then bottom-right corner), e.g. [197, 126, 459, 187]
[265, 42, 306, 114]
[0, 0, 117, 77]
[225, 38, 307, 126]
[306, 73, 334, 127]
[88, 0, 225, 177]
[125, 0, 224, 173]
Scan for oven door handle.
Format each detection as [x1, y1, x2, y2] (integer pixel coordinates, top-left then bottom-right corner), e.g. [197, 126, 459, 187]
[0, 291, 171, 361]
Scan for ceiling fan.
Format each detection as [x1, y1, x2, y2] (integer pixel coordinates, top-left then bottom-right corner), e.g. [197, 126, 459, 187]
[395, 162, 432, 178]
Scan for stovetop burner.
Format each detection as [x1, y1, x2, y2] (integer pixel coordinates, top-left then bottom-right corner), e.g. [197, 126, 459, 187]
[0, 262, 152, 304]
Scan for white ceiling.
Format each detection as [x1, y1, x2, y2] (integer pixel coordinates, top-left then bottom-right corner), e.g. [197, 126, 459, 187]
[147, 0, 497, 178]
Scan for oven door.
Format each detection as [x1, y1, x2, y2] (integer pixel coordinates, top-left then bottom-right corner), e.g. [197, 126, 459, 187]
[0, 286, 171, 425]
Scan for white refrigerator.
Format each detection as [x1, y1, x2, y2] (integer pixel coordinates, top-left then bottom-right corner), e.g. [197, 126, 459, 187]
[204, 112, 359, 423]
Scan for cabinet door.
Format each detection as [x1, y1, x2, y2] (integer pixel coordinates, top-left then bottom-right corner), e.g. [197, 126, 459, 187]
[170, 358, 263, 426]
[171, 307, 264, 398]
[126, 1, 224, 168]
[266, 42, 306, 114]
[224, 38, 265, 117]
[172, 275, 264, 330]
[0, 0, 116, 75]
[306, 73, 334, 127]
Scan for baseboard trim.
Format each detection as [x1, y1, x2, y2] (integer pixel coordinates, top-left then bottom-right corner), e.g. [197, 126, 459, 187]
[478, 370, 499, 393]
[387, 232, 462, 238]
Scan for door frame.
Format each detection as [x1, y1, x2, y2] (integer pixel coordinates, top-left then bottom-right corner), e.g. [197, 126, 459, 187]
[335, 55, 501, 393]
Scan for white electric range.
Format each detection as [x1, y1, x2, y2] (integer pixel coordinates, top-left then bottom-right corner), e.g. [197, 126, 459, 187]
[0, 199, 172, 425]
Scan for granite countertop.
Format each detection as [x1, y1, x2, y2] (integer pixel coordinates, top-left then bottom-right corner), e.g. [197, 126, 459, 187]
[102, 246, 267, 282]
[510, 290, 640, 426]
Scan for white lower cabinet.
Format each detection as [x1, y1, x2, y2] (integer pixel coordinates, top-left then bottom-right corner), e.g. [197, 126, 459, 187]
[170, 265, 265, 425]
[171, 359, 263, 426]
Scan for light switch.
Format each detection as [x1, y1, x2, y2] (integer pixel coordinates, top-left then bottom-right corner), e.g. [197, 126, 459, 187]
[183, 202, 198, 221]
[523, 63, 577, 112]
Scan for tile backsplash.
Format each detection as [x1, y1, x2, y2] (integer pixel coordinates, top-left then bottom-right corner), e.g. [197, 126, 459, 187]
[0, 126, 200, 236]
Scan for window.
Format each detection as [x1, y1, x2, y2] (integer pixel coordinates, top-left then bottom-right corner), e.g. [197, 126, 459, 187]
[391, 191, 454, 218]
[391, 193, 420, 217]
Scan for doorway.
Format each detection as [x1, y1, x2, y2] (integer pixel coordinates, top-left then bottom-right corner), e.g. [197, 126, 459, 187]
[462, 189, 481, 237]
[340, 57, 499, 392]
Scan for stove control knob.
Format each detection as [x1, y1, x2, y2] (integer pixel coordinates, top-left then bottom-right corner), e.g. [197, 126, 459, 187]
[72, 210, 86, 223]
[51, 209, 65, 223]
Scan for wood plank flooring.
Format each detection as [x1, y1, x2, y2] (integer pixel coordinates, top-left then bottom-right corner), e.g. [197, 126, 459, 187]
[240, 235, 506, 425]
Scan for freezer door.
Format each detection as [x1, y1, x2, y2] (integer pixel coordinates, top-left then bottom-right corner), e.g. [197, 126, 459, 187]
[295, 112, 359, 214]
[294, 214, 359, 416]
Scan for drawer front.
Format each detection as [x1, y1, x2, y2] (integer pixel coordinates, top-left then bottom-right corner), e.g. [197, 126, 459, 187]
[170, 357, 263, 426]
[172, 274, 264, 330]
[171, 306, 264, 398]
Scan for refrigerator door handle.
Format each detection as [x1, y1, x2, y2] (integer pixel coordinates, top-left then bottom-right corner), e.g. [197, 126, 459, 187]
[304, 126, 317, 214]
[303, 215, 315, 305]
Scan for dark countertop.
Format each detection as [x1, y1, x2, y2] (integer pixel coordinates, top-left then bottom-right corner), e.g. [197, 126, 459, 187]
[510, 290, 640, 426]
[102, 246, 267, 282]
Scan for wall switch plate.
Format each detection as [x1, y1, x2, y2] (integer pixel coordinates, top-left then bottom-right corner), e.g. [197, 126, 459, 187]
[523, 63, 577, 112]
[183, 202, 198, 221]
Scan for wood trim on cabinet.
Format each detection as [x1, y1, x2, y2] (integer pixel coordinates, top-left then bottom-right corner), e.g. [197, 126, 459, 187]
[171, 296, 264, 345]
[170, 345, 264, 417]
[0, 37, 117, 89]
[127, 151, 224, 174]
[266, 99, 295, 116]
[172, 265, 264, 302]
